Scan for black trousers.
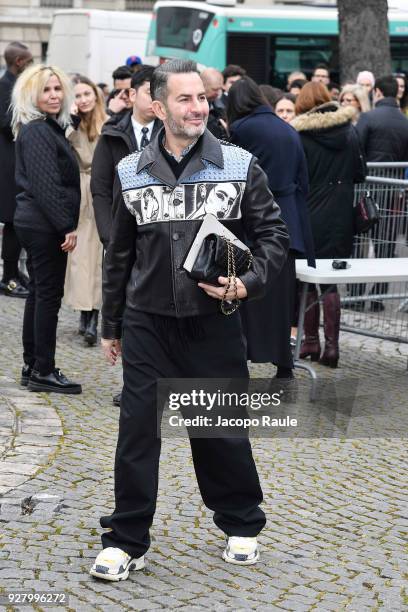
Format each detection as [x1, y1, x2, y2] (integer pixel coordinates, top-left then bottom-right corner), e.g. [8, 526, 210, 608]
[1, 222, 22, 281]
[101, 308, 266, 558]
[15, 228, 67, 375]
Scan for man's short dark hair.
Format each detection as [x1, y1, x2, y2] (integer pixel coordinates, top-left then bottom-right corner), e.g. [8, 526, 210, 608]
[222, 64, 247, 83]
[375, 75, 398, 98]
[289, 78, 307, 90]
[4, 41, 29, 68]
[313, 63, 330, 75]
[112, 65, 132, 81]
[130, 65, 155, 90]
[150, 59, 199, 102]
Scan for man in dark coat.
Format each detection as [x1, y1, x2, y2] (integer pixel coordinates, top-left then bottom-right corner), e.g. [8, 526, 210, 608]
[201, 67, 228, 140]
[91, 65, 161, 406]
[356, 75, 408, 162]
[356, 75, 408, 307]
[91, 66, 161, 248]
[0, 41, 33, 298]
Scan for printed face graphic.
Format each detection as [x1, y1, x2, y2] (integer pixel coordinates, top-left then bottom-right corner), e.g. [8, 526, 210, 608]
[204, 183, 238, 218]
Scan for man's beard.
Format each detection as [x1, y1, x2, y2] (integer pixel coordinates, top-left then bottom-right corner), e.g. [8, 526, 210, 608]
[166, 109, 208, 138]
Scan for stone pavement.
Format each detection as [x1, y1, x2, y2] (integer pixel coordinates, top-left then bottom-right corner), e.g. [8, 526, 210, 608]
[0, 294, 407, 611]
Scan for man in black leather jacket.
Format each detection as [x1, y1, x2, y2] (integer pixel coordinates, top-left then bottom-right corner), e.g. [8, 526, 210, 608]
[90, 60, 289, 581]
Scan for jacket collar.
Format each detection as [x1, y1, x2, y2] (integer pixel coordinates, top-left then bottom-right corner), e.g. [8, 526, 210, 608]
[291, 103, 356, 133]
[3, 70, 16, 84]
[102, 111, 162, 151]
[251, 104, 274, 116]
[137, 127, 224, 187]
[44, 115, 68, 136]
[102, 111, 134, 139]
[375, 97, 399, 109]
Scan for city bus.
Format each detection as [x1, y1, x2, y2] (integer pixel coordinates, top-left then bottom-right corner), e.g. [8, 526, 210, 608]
[146, 0, 408, 88]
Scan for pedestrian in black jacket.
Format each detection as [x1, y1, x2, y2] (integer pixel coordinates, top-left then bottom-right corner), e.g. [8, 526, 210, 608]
[91, 65, 161, 407]
[91, 66, 161, 247]
[356, 75, 408, 162]
[227, 77, 315, 380]
[11, 64, 82, 394]
[0, 42, 33, 298]
[356, 75, 408, 307]
[292, 82, 366, 368]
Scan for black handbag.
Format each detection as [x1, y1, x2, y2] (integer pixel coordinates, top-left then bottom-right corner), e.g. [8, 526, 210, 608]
[354, 190, 380, 234]
[188, 233, 252, 315]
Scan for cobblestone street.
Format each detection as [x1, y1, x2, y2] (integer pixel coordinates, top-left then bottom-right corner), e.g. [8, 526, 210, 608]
[0, 293, 407, 611]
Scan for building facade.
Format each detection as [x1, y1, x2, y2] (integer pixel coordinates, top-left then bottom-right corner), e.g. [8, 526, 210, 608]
[0, 0, 153, 68]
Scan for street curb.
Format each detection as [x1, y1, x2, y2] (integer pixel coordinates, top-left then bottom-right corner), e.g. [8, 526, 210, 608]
[0, 375, 63, 497]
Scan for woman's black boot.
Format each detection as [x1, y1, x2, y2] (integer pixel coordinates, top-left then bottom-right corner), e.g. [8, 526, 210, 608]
[79, 311, 90, 336]
[84, 310, 99, 346]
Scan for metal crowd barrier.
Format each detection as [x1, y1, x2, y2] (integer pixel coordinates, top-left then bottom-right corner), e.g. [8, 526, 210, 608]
[339, 163, 408, 344]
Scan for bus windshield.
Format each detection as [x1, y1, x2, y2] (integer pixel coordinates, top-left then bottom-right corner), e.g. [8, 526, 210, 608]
[156, 6, 214, 51]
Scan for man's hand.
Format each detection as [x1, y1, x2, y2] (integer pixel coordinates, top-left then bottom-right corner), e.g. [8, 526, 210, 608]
[198, 276, 248, 300]
[101, 338, 122, 366]
[61, 231, 77, 252]
[108, 91, 128, 114]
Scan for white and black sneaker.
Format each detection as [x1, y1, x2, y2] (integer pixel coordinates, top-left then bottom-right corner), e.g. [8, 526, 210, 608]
[223, 536, 259, 565]
[90, 547, 145, 581]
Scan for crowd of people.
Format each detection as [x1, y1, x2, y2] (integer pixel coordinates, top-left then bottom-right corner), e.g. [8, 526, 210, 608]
[1, 43, 408, 393]
[2, 43, 408, 392]
[1, 40, 408, 575]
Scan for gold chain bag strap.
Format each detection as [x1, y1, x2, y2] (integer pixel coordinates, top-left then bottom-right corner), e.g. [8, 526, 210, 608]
[220, 237, 253, 316]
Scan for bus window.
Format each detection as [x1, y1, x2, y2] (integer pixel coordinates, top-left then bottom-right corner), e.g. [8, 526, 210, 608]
[391, 38, 408, 73]
[227, 33, 339, 88]
[156, 7, 214, 52]
[227, 35, 269, 83]
[272, 36, 338, 88]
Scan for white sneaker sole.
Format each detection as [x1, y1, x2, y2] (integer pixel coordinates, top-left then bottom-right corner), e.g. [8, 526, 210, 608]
[90, 556, 145, 581]
[222, 549, 260, 566]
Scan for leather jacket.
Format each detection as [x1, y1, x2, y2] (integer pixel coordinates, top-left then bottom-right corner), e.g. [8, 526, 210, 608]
[102, 128, 289, 339]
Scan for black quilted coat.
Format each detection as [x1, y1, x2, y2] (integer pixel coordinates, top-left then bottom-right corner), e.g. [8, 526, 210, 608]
[0, 70, 17, 223]
[14, 117, 80, 236]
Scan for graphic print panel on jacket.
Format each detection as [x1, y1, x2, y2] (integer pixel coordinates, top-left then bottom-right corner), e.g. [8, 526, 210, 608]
[117, 140, 252, 224]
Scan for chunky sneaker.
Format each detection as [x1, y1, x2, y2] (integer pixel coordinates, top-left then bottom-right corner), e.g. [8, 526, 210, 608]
[28, 369, 82, 395]
[223, 537, 259, 566]
[21, 364, 33, 387]
[90, 547, 145, 581]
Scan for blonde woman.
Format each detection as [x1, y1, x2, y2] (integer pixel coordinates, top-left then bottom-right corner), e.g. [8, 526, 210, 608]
[339, 84, 370, 123]
[11, 64, 82, 394]
[64, 76, 107, 345]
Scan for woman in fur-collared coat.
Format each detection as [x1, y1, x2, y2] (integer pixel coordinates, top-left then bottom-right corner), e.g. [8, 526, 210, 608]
[291, 82, 366, 368]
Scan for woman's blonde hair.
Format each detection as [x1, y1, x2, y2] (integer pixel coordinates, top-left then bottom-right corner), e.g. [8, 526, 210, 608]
[71, 75, 107, 141]
[11, 64, 73, 136]
[339, 84, 371, 113]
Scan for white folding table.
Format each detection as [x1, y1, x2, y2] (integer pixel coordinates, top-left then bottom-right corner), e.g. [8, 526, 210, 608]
[295, 258, 408, 399]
